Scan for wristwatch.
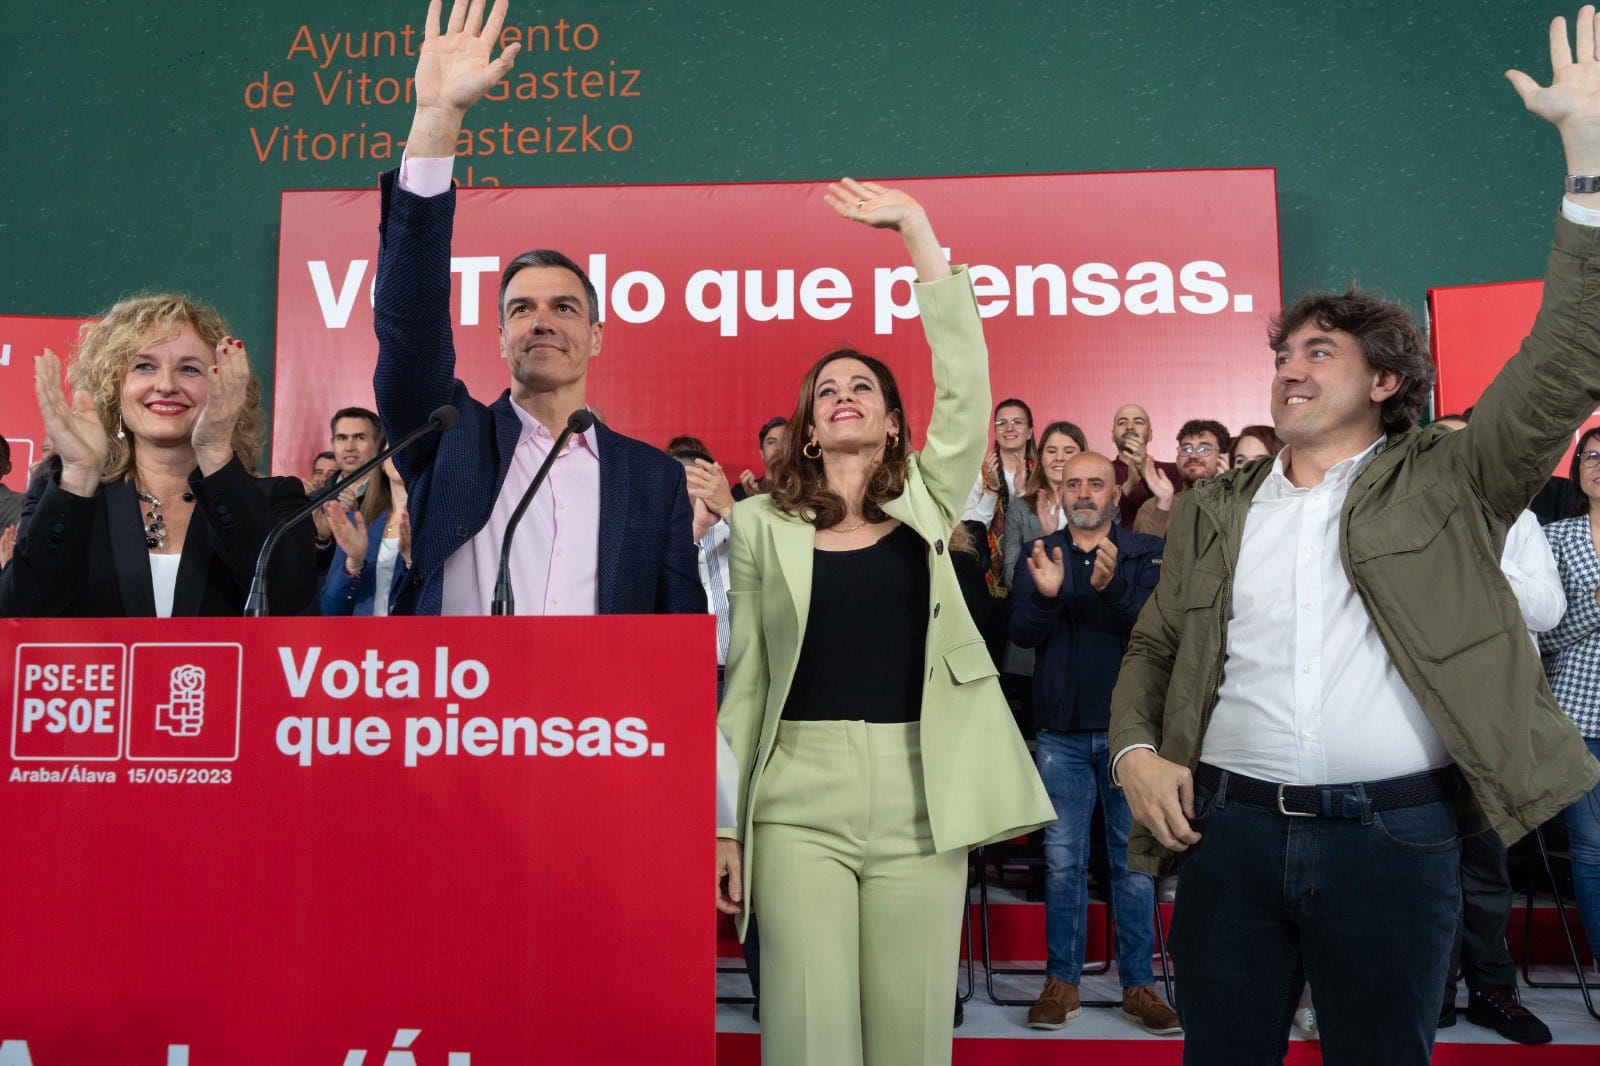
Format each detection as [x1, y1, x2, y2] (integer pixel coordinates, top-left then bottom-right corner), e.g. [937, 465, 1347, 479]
[1567, 175, 1600, 194]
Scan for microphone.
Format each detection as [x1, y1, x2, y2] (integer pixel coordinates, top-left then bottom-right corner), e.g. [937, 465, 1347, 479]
[491, 408, 596, 616]
[243, 404, 459, 617]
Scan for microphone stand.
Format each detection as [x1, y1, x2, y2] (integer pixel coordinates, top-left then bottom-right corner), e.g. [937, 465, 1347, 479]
[243, 405, 458, 617]
[491, 409, 596, 616]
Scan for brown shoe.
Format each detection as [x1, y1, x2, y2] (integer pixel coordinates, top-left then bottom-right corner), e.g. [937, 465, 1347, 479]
[1027, 977, 1081, 1029]
[1122, 985, 1182, 1035]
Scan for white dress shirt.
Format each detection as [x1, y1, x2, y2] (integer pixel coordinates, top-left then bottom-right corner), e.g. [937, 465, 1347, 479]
[697, 517, 732, 665]
[1199, 437, 1453, 784]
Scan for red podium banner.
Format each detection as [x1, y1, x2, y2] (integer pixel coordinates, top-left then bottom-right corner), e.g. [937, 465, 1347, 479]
[0, 615, 714, 1066]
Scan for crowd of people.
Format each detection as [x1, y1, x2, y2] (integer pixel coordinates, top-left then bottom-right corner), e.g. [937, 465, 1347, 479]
[5, 3, 1600, 1065]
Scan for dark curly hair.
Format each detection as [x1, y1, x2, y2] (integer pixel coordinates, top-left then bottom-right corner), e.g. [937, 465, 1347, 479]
[1268, 287, 1435, 434]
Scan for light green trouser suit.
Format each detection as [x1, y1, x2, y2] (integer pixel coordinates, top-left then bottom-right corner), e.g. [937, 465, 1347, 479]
[718, 268, 1054, 1064]
[753, 720, 968, 1066]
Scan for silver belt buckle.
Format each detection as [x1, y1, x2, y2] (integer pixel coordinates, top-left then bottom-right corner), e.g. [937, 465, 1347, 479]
[1277, 783, 1314, 817]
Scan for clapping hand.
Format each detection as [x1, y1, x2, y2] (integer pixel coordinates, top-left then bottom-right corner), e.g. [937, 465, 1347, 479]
[1024, 538, 1066, 598]
[0, 524, 15, 569]
[1119, 436, 1148, 477]
[685, 459, 735, 518]
[33, 349, 107, 497]
[325, 500, 369, 568]
[1145, 459, 1175, 510]
[981, 450, 1004, 494]
[190, 337, 252, 475]
[1089, 538, 1119, 592]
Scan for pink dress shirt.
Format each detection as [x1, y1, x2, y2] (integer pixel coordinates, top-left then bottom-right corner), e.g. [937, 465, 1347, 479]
[402, 155, 602, 617]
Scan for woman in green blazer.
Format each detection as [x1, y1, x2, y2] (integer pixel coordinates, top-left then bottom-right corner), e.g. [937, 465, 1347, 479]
[715, 178, 1054, 1066]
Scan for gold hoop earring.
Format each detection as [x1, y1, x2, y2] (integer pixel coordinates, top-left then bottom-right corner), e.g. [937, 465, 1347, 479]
[803, 439, 821, 459]
[888, 432, 900, 449]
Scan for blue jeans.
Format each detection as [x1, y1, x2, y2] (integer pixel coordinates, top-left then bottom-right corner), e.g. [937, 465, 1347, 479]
[1564, 736, 1600, 959]
[1169, 767, 1461, 1066]
[1035, 729, 1155, 986]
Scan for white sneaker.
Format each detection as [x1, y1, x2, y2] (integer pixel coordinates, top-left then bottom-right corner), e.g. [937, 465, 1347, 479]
[1293, 1005, 1319, 1041]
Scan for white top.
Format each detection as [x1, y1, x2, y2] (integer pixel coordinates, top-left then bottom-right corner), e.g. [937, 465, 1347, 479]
[961, 461, 1029, 525]
[1199, 436, 1452, 785]
[373, 537, 401, 618]
[1501, 508, 1565, 643]
[148, 553, 181, 619]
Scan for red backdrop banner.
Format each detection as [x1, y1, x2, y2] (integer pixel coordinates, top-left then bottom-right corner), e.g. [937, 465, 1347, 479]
[272, 170, 1283, 479]
[1429, 278, 1596, 473]
[0, 316, 84, 493]
[0, 615, 714, 1066]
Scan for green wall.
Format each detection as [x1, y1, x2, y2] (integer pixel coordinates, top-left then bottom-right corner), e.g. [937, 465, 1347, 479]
[2, 1, 1566, 461]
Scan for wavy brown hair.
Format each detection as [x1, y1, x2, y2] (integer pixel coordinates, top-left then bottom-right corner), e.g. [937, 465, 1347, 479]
[69, 294, 265, 482]
[768, 348, 910, 529]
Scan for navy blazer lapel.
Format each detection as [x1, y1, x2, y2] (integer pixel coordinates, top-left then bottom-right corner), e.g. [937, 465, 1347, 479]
[105, 481, 157, 616]
[490, 393, 524, 497]
[594, 422, 628, 614]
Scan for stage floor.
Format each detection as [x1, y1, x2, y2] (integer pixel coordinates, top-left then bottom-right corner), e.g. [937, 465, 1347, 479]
[717, 965, 1600, 1063]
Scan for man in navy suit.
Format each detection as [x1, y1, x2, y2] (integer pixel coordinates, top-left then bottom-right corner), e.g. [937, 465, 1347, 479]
[374, 0, 703, 618]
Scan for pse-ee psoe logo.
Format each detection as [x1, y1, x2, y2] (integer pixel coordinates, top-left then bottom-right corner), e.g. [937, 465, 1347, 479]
[11, 643, 243, 762]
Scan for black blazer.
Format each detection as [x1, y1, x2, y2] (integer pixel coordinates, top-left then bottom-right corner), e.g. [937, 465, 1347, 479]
[0, 457, 317, 617]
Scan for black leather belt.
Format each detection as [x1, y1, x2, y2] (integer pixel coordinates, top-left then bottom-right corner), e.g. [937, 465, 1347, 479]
[1194, 762, 1459, 819]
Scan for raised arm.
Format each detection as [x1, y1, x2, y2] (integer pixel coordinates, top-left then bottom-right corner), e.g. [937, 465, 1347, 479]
[374, 0, 521, 462]
[1456, 7, 1600, 519]
[824, 179, 986, 526]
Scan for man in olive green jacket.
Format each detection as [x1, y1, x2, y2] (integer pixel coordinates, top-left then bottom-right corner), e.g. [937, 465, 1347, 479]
[1109, 11, 1600, 1065]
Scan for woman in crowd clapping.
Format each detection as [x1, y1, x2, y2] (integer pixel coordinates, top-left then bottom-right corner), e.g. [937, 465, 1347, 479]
[715, 177, 1052, 1065]
[1538, 427, 1600, 961]
[319, 458, 412, 616]
[0, 295, 315, 617]
[1005, 420, 1088, 580]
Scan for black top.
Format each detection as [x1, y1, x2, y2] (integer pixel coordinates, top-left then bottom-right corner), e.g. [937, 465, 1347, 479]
[781, 523, 930, 723]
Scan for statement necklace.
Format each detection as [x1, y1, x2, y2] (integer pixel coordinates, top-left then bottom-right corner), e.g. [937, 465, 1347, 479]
[136, 488, 195, 549]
